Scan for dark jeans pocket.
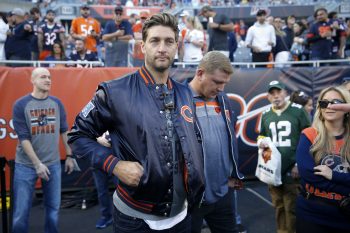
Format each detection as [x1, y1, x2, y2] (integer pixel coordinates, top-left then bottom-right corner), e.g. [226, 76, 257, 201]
[113, 208, 145, 232]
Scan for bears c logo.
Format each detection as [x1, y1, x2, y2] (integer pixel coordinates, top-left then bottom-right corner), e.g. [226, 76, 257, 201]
[181, 105, 193, 123]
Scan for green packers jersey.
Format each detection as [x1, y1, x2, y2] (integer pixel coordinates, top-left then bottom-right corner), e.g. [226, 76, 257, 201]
[259, 102, 311, 183]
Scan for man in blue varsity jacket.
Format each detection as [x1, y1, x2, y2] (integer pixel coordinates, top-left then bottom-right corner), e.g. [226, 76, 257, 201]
[68, 12, 204, 233]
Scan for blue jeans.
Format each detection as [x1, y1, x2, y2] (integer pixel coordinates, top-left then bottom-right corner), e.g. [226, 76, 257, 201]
[191, 188, 237, 233]
[12, 162, 61, 233]
[113, 206, 191, 233]
[92, 168, 117, 220]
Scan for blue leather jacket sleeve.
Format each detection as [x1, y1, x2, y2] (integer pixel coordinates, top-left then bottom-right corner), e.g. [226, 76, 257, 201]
[68, 87, 119, 175]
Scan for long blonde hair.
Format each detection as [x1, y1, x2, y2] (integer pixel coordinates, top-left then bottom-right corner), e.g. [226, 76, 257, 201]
[185, 16, 203, 31]
[311, 86, 350, 163]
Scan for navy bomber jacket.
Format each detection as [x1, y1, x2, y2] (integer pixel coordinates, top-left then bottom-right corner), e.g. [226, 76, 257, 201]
[68, 66, 205, 217]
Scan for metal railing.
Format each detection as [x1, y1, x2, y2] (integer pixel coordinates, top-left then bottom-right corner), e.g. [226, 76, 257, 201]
[1, 58, 350, 68]
[0, 60, 104, 68]
[175, 58, 350, 68]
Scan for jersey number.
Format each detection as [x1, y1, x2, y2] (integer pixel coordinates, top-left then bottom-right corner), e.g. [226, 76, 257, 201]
[44, 32, 57, 46]
[269, 121, 291, 147]
[80, 25, 93, 36]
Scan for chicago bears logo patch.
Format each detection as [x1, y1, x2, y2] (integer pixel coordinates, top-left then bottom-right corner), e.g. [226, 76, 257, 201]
[181, 105, 193, 123]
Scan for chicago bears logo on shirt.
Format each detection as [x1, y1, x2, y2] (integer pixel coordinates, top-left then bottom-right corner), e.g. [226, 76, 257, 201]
[37, 114, 48, 126]
[321, 154, 350, 174]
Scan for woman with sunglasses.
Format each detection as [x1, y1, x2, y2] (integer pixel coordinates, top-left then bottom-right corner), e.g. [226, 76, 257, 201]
[295, 86, 350, 233]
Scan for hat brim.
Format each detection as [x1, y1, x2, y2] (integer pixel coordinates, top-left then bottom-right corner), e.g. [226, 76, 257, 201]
[268, 85, 284, 92]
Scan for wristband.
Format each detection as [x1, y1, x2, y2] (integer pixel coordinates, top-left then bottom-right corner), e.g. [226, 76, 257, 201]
[66, 154, 73, 159]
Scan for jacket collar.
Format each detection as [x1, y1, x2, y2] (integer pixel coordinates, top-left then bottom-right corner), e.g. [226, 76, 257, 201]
[138, 65, 173, 90]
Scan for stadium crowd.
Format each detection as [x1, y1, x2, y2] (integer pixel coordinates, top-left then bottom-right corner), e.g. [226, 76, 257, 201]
[1, 0, 350, 68]
[3, 1, 350, 233]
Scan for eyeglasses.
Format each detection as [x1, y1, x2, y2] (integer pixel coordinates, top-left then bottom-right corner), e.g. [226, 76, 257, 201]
[115, 12, 122, 15]
[318, 99, 345, 109]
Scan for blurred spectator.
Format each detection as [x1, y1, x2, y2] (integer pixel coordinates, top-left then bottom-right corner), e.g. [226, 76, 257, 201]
[283, 15, 295, 51]
[290, 90, 313, 117]
[125, 0, 134, 6]
[70, 4, 101, 54]
[307, 8, 332, 61]
[290, 21, 308, 61]
[179, 16, 204, 63]
[102, 6, 133, 67]
[170, 1, 177, 9]
[345, 18, 350, 57]
[44, 42, 67, 67]
[128, 13, 138, 27]
[199, 5, 234, 57]
[0, 13, 9, 62]
[24, 12, 30, 21]
[178, 10, 190, 32]
[245, 9, 276, 65]
[273, 17, 291, 67]
[301, 17, 311, 30]
[234, 19, 247, 42]
[341, 77, 350, 92]
[28, 7, 43, 61]
[267, 15, 274, 25]
[132, 11, 149, 39]
[5, 8, 33, 67]
[228, 31, 237, 62]
[132, 11, 149, 66]
[67, 38, 99, 67]
[328, 11, 346, 59]
[38, 10, 65, 60]
[4, 12, 15, 60]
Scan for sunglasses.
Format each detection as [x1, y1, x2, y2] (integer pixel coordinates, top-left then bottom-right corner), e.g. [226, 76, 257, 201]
[318, 99, 345, 109]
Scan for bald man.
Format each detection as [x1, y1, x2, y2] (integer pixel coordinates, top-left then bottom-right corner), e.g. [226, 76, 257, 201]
[12, 68, 74, 233]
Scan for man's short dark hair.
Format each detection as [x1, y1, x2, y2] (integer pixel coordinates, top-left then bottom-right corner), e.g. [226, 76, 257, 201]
[30, 7, 40, 15]
[142, 12, 179, 42]
[328, 11, 337, 19]
[114, 6, 123, 13]
[46, 9, 55, 15]
[256, 9, 267, 17]
[81, 4, 90, 10]
[314, 8, 327, 18]
[199, 5, 213, 15]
